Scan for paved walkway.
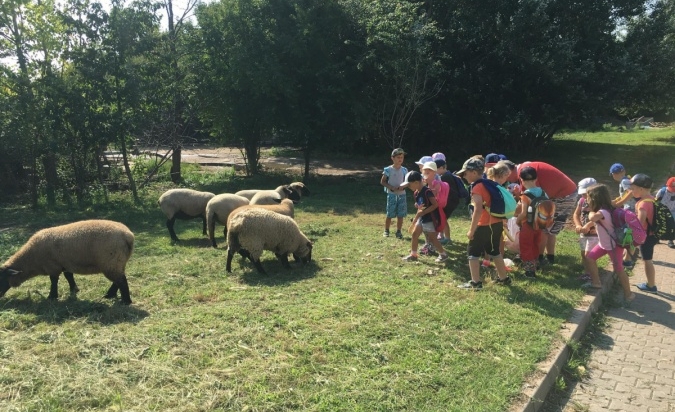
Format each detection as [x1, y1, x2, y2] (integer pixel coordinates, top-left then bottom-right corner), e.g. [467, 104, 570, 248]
[546, 243, 675, 411]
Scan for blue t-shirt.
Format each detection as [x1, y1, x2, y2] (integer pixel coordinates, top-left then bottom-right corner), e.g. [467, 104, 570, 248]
[383, 165, 407, 195]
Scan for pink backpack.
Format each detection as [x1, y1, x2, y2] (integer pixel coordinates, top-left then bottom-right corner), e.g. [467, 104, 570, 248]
[429, 179, 450, 209]
[612, 208, 647, 247]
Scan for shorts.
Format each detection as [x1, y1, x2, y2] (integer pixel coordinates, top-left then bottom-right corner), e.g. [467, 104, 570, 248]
[417, 220, 437, 233]
[639, 235, 658, 260]
[386, 193, 407, 218]
[587, 244, 624, 272]
[468, 222, 503, 259]
[579, 236, 599, 253]
[544, 192, 577, 236]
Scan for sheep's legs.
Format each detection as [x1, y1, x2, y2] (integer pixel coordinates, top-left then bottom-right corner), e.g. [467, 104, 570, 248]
[48, 274, 60, 299]
[226, 249, 235, 272]
[104, 283, 119, 299]
[252, 259, 268, 275]
[103, 274, 132, 305]
[202, 214, 208, 235]
[64, 272, 79, 293]
[275, 253, 291, 269]
[166, 218, 179, 241]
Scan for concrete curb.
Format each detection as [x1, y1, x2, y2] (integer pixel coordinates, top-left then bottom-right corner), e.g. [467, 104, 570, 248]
[517, 270, 616, 412]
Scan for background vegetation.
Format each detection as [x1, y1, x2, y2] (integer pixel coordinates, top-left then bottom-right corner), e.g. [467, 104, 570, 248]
[2, 0, 675, 207]
[0, 129, 674, 411]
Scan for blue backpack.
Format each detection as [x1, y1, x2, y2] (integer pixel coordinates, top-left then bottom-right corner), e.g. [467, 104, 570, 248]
[471, 179, 517, 218]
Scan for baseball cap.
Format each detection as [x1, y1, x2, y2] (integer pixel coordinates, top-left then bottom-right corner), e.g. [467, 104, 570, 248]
[609, 163, 625, 175]
[415, 156, 434, 165]
[457, 158, 485, 175]
[391, 148, 406, 157]
[519, 166, 537, 181]
[577, 177, 597, 194]
[422, 161, 437, 172]
[485, 153, 500, 164]
[667, 177, 675, 193]
[403, 170, 422, 185]
[434, 159, 446, 169]
[432, 152, 446, 161]
[630, 173, 653, 189]
[498, 154, 508, 161]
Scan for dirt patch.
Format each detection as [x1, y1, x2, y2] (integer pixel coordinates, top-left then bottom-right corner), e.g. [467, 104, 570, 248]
[175, 146, 380, 177]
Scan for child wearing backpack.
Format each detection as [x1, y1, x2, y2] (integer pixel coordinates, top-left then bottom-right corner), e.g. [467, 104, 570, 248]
[630, 174, 660, 294]
[581, 184, 635, 303]
[610, 163, 638, 267]
[456, 158, 512, 290]
[401, 171, 448, 263]
[573, 178, 599, 283]
[655, 177, 675, 248]
[418, 161, 449, 256]
[515, 167, 548, 279]
[436, 159, 471, 245]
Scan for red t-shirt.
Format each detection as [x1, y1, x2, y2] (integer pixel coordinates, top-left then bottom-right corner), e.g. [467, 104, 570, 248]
[517, 162, 576, 199]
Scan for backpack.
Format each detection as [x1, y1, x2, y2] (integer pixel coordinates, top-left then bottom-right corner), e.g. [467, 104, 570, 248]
[471, 179, 517, 218]
[442, 172, 470, 206]
[430, 179, 450, 209]
[524, 191, 556, 230]
[421, 187, 446, 232]
[610, 208, 647, 248]
[643, 198, 675, 241]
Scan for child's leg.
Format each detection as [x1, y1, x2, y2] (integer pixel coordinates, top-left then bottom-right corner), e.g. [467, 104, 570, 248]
[384, 217, 392, 231]
[609, 247, 633, 299]
[396, 217, 404, 232]
[468, 257, 481, 282]
[639, 236, 658, 287]
[488, 222, 509, 280]
[585, 245, 606, 288]
[645, 260, 656, 286]
[428, 232, 447, 257]
[411, 224, 423, 251]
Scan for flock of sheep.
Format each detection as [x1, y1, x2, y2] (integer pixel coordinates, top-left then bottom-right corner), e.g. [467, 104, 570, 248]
[0, 182, 311, 305]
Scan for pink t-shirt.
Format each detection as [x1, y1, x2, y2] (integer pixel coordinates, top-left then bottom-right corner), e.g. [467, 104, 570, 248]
[595, 209, 615, 250]
[636, 197, 656, 234]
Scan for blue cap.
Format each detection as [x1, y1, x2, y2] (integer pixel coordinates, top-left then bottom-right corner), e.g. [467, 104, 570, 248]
[498, 154, 508, 160]
[609, 163, 625, 175]
[485, 153, 500, 163]
[415, 156, 434, 165]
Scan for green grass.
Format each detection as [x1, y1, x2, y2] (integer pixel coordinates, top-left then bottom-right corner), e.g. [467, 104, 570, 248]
[0, 128, 674, 411]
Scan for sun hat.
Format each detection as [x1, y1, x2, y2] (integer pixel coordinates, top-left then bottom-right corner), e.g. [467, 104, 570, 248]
[432, 152, 446, 161]
[630, 173, 653, 189]
[422, 161, 437, 172]
[577, 177, 597, 194]
[519, 166, 537, 181]
[415, 156, 434, 166]
[457, 158, 485, 175]
[667, 177, 675, 193]
[609, 163, 625, 175]
[391, 148, 406, 157]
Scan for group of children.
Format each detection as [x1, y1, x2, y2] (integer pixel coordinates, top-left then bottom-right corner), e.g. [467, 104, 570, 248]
[381, 150, 675, 300]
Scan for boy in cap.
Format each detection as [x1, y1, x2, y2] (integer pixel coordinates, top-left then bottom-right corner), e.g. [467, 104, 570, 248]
[655, 177, 675, 248]
[381, 148, 408, 239]
[401, 171, 448, 263]
[456, 157, 512, 289]
[630, 174, 660, 293]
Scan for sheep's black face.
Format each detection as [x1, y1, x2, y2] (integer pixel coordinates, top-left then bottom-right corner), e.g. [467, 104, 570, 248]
[294, 242, 312, 264]
[284, 187, 302, 202]
[0, 268, 13, 297]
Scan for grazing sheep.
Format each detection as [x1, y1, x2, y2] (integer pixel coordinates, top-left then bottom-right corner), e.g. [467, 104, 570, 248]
[158, 189, 215, 241]
[250, 185, 301, 205]
[236, 182, 309, 203]
[0, 220, 135, 304]
[228, 198, 296, 224]
[226, 208, 312, 275]
[288, 182, 311, 198]
[206, 194, 251, 248]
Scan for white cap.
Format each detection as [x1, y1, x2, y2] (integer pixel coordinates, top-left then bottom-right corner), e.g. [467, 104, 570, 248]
[415, 156, 434, 165]
[422, 161, 437, 171]
[578, 177, 597, 194]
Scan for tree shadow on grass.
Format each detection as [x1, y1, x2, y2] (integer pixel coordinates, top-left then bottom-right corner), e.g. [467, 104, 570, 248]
[0, 293, 149, 325]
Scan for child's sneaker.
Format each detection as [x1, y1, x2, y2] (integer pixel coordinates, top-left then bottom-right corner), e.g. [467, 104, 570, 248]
[439, 237, 450, 245]
[395, 230, 403, 239]
[435, 254, 449, 263]
[623, 260, 635, 268]
[636, 282, 658, 293]
[668, 240, 675, 249]
[495, 276, 512, 286]
[383, 230, 390, 237]
[419, 244, 437, 256]
[457, 280, 483, 290]
[402, 253, 419, 262]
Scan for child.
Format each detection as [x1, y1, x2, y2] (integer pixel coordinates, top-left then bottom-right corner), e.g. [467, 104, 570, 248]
[436, 159, 457, 244]
[381, 148, 408, 239]
[580, 184, 635, 302]
[630, 174, 660, 293]
[415, 155, 434, 172]
[655, 177, 675, 248]
[401, 171, 448, 263]
[610, 163, 638, 267]
[516, 166, 546, 279]
[456, 158, 512, 289]
[573, 178, 599, 283]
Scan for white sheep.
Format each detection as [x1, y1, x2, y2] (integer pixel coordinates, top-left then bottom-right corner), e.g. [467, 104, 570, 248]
[205, 194, 251, 248]
[0, 220, 135, 304]
[158, 188, 215, 241]
[235, 182, 310, 201]
[226, 208, 312, 275]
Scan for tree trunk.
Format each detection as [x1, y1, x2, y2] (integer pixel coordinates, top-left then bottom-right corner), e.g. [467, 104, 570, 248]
[303, 136, 312, 180]
[120, 135, 139, 203]
[171, 145, 182, 183]
[42, 153, 59, 207]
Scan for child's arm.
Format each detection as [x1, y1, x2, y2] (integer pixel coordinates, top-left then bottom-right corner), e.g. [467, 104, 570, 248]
[636, 200, 648, 227]
[380, 173, 399, 192]
[515, 196, 529, 225]
[417, 195, 438, 216]
[572, 201, 584, 233]
[467, 193, 483, 239]
[612, 190, 633, 207]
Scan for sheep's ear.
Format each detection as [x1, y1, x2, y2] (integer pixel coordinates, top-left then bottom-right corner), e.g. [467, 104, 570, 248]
[273, 198, 282, 204]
